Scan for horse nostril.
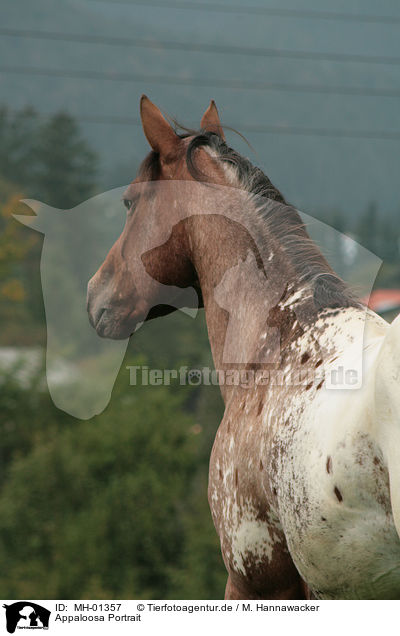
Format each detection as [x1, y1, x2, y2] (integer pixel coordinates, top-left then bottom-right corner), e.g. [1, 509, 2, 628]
[87, 305, 96, 328]
[96, 307, 106, 325]
[89, 306, 106, 330]
[87, 297, 107, 329]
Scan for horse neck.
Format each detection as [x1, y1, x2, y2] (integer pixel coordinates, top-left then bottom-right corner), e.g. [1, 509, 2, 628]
[186, 206, 306, 400]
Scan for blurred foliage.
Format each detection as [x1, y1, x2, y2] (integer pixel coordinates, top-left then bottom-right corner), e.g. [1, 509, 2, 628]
[0, 106, 97, 207]
[33, 112, 97, 209]
[0, 106, 399, 600]
[324, 202, 400, 273]
[0, 184, 38, 339]
[0, 364, 226, 599]
[0, 107, 98, 345]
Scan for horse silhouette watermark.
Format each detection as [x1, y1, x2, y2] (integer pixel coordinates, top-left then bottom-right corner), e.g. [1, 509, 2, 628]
[14, 181, 380, 419]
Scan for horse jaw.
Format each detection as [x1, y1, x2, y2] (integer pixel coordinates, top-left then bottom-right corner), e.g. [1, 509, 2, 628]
[374, 313, 400, 538]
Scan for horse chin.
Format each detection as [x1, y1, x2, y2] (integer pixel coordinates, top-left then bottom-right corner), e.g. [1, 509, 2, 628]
[95, 321, 132, 340]
[94, 310, 139, 340]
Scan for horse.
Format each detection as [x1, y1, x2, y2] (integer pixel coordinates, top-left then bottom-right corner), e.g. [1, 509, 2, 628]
[87, 95, 400, 599]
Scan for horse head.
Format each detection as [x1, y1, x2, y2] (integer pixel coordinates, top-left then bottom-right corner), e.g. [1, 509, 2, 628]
[87, 95, 228, 340]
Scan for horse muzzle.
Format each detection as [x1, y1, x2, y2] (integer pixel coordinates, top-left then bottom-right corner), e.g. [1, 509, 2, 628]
[87, 278, 149, 340]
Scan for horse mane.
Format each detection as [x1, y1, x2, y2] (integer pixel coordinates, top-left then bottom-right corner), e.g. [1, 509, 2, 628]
[138, 127, 360, 311]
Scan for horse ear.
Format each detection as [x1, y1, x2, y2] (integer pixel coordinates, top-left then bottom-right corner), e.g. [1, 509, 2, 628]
[200, 100, 225, 140]
[140, 95, 180, 159]
[13, 199, 61, 234]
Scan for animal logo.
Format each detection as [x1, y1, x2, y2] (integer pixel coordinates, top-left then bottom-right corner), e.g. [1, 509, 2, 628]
[3, 602, 50, 633]
[188, 369, 202, 384]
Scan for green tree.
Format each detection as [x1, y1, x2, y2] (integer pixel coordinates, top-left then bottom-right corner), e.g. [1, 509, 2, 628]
[0, 107, 99, 344]
[0, 106, 38, 190]
[0, 343, 226, 600]
[33, 113, 97, 209]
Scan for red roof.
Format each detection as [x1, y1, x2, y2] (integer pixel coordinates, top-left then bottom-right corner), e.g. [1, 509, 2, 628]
[362, 289, 400, 313]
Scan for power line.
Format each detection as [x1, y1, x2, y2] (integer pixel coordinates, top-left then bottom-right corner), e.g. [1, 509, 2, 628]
[87, 0, 400, 25]
[236, 123, 400, 140]
[1, 64, 400, 98]
[23, 110, 400, 140]
[2, 26, 400, 66]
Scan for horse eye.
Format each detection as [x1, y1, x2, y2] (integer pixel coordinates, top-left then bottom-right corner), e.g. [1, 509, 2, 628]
[123, 199, 132, 211]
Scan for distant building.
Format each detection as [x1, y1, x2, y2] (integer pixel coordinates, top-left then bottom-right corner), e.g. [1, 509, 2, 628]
[363, 289, 400, 323]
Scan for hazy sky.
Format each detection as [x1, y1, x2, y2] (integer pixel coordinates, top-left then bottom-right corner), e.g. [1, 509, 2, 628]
[2, 0, 400, 217]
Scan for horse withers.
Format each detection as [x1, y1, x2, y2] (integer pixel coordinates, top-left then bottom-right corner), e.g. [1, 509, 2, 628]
[87, 95, 400, 599]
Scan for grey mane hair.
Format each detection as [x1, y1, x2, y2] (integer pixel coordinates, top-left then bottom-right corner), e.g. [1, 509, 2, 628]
[245, 191, 359, 311]
[149, 125, 361, 312]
